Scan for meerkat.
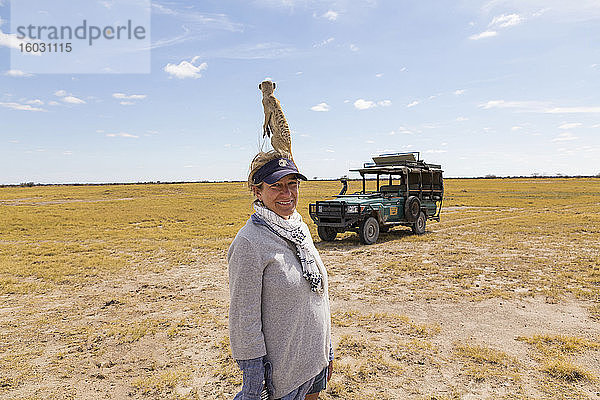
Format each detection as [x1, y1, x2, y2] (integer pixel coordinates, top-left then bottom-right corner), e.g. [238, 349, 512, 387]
[259, 80, 293, 161]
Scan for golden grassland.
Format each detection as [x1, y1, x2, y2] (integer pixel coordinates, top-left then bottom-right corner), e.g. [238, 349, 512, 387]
[1, 178, 599, 399]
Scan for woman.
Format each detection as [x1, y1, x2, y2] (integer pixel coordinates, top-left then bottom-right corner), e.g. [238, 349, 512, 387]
[228, 151, 333, 400]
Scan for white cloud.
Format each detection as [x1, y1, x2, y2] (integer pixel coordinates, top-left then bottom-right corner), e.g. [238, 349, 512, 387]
[407, 100, 420, 108]
[120, 101, 134, 106]
[552, 132, 577, 142]
[454, 89, 466, 95]
[389, 126, 415, 136]
[113, 93, 147, 100]
[558, 122, 582, 129]
[425, 150, 448, 154]
[149, 3, 242, 50]
[349, 44, 359, 52]
[48, 101, 60, 106]
[482, 100, 600, 114]
[106, 132, 139, 138]
[0, 102, 46, 112]
[202, 42, 295, 60]
[354, 99, 376, 110]
[479, 100, 549, 112]
[469, 12, 524, 41]
[365, 140, 375, 144]
[62, 96, 86, 104]
[26, 99, 43, 105]
[0, 30, 29, 50]
[375, 73, 383, 78]
[164, 58, 207, 79]
[469, 30, 498, 40]
[4, 69, 33, 77]
[482, 1, 600, 23]
[532, 8, 549, 17]
[313, 37, 334, 48]
[511, 126, 523, 130]
[311, 102, 331, 112]
[322, 10, 338, 21]
[546, 107, 600, 114]
[489, 13, 523, 28]
[456, 116, 469, 121]
[55, 90, 67, 97]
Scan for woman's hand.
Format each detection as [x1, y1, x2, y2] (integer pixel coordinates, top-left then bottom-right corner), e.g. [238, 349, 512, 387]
[327, 360, 333, 381]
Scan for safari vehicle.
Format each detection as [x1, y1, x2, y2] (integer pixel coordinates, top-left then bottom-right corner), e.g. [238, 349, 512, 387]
[309, 152, 443, 244]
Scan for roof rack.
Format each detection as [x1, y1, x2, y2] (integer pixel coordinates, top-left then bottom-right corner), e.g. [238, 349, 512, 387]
[351, 152, 442, 173]
[372, 152, 419, 166]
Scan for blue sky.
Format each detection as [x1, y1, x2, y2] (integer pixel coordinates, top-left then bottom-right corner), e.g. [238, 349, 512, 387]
[1, 0, 600, 184]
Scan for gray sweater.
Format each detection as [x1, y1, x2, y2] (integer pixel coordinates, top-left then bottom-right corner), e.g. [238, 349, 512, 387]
[228, 218, 331, 398]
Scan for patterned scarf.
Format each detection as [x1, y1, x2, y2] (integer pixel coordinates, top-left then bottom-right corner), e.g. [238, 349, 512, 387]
[252, 201, 325, 294]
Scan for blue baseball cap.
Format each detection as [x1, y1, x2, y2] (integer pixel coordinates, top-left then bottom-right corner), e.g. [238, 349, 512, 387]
[252, 157, 308, 184]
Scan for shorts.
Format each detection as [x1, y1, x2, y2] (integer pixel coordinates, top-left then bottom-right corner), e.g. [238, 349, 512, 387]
[306, 366, 328, 394]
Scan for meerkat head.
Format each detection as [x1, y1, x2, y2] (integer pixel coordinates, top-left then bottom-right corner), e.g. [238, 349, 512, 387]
[259, 80, 276, 94]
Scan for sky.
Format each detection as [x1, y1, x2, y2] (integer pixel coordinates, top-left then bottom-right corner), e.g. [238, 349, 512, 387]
[1, 0, 600, 184]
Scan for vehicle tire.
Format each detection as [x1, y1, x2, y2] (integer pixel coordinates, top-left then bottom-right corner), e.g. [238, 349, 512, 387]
[411, 211, 426, 235]
[317, 226, 337, 242]
[359, 217, 380, 245]
[404, 196, 421, 222]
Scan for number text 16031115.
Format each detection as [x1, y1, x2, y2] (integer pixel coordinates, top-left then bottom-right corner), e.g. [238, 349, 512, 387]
[19, 43, 72, 53]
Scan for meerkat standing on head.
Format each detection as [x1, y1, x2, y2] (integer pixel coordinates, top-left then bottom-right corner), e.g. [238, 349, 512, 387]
[259, 80, 294, 162]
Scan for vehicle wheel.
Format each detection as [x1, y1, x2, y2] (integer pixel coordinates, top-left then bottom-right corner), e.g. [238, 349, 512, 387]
[317, 226, 337, 241]
[404, 196, 421, 222]
[411, 211, 426, 235]
[359, 217, 380, 245]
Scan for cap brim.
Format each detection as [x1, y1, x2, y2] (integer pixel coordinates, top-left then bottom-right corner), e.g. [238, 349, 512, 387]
[263, 170, 308, 184]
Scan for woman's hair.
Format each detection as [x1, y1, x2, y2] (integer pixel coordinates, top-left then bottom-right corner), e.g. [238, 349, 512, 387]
[247, 150, 284, 190]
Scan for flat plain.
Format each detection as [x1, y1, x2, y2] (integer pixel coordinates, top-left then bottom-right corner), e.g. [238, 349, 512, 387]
[1, 178, 599, 399]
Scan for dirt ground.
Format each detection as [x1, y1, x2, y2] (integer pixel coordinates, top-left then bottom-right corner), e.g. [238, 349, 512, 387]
[3, 241, 599, 399]
[1, 181, 600, 399]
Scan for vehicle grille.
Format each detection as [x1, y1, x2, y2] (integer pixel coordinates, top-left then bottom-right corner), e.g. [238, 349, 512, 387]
[316, 201, 343, 216]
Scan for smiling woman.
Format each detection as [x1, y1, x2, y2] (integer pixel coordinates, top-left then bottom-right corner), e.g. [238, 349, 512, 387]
[227, 150, 334, 400]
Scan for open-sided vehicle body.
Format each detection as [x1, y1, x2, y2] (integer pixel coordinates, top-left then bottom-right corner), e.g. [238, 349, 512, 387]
[309, 152, 443, 244]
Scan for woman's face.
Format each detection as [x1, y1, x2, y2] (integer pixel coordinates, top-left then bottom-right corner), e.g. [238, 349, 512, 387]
[254, 174, 299, 218]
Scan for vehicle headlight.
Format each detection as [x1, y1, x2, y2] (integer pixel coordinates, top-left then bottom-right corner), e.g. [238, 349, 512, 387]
[346, 205, 359, 213]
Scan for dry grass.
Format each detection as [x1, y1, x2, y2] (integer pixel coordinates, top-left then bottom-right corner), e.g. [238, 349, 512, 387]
[1, 178, 599, 399]
[517, 333, 599, 393]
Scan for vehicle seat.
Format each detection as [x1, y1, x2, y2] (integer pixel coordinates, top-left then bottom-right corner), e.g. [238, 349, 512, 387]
[379, 185, 402, 194]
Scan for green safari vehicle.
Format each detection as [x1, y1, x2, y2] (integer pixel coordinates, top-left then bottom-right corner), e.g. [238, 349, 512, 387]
[309, 152, 443, 244]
